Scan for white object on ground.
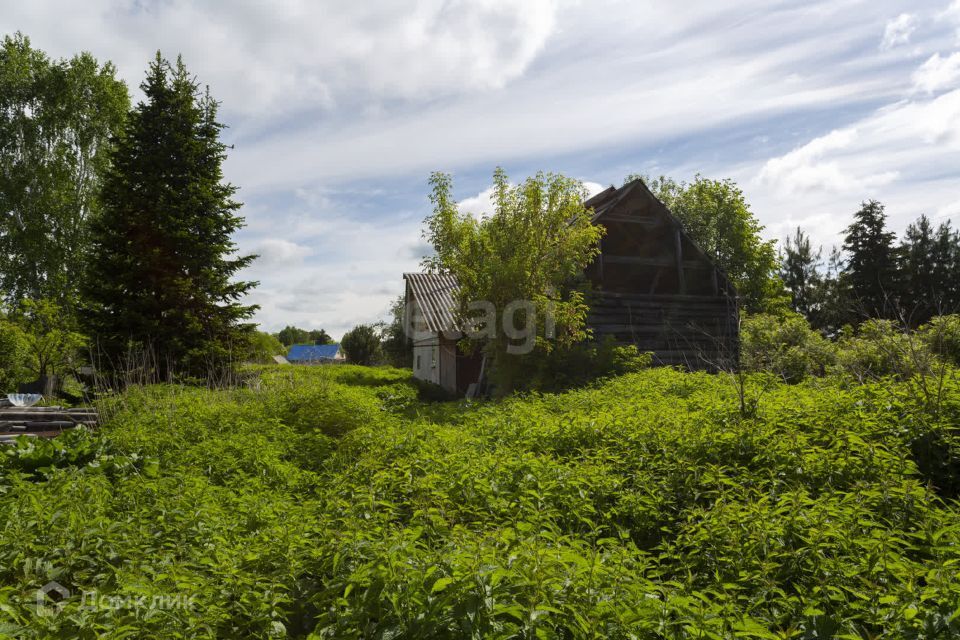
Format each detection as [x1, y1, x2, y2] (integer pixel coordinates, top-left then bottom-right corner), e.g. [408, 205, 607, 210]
[7, 394, 42, 407]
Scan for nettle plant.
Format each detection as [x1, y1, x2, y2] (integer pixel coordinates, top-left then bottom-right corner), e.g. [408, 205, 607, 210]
[1, 364, 959, 638]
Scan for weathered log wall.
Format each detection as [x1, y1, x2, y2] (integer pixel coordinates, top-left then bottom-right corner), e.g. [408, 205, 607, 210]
[587, 292, 739, 369]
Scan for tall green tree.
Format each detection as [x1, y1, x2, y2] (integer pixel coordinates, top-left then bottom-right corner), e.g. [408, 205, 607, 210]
[308, 328, 333, 345]
[84, 53, 256, 378]
[380, 295, 412, 368]
[425, 168, 603, 391]
[12, 298, 85, 381]
[809, 246, 852, 335]
[276, 326, 332, 346]
[0, 33, 128, 306]
[277, 325, 309, 346]
[900, 215, 960, 323]
[780, 227, 822, 319]
[341, 324, 382, 366]
[841, 200, 899, 320]
[630, 174, 786, 313]
[244, 330, 285, 363]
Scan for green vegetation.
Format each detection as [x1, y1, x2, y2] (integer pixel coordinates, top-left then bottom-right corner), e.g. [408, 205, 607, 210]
[628, 174, 786, 314]
[3, 33, 960, 640]
[741, 312, 960, 388]
[424, 168, 604, 391]
[0, 319, 27, 391]
[741, 312, 835, 383]
[2, 363, 959, 638]
[380, 296, 414, 369]
[341, 324, 383, 365]
[783, 202, 960, 333]
[276, 327, 334, 348]
[0, 299, 86, 394]
[83, 53, 257, 380]
[0, 33, 128, 307]
[245, 331, 286, 364]
[841, 200, 900, 321]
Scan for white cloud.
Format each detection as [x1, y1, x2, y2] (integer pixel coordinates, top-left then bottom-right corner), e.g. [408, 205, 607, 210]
[759, 47, 960, 203]
[238, 197, 425, 335]
[880, 13, 915, 50]
[458, 186, 497, 219]
[941, 0, 960, 42]
[913, 52, 960, 93]
[458, 180, 607, 219]
[250, 238, 312, 266]
[10, 0, 960, 333]
[1, 0, 558, 119]
[938, 199, 960, 218]
[750, 85, 960, 248]
[758, 128, 899, 194]
[229, 1, 910, 192]
[583, 182, 607, 198]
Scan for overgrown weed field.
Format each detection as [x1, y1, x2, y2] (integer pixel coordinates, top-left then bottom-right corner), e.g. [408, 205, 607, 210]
[1, 365, 960, 638]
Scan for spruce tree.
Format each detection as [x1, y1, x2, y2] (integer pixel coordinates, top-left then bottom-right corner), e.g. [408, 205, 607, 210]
[935, 221, 960, 312]
[810, 246, 851, 335]
[780, 227, 821, 319]
[901, 215, 960, 322]
[84, 53, 257, 379]
[841, 200, 899, 320]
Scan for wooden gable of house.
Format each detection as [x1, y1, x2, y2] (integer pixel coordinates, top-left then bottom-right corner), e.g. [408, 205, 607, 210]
[583, 179, 739, 369]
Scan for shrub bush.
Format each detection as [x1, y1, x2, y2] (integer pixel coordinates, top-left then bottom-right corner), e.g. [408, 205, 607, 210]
[740, 312, 835, 382]
[494, 337, 652, 393]
[0, 319, 27, 391]
[832, 318, 936, 381]
[920, 314, 960, 366]
[2, 364, 960, 637]
[244, 330, 285, 364]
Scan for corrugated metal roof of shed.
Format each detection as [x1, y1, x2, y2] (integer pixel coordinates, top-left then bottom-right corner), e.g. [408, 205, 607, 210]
[403, 272, 459, 333]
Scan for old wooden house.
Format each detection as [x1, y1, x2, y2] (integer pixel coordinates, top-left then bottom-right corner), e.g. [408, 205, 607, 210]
[404, 178, 739, 393]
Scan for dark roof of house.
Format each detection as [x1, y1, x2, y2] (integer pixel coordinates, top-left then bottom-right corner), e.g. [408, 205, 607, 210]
[585, 180, 642, 223]
[287, 343, 341, 361]
[585, 178, 736, 293]
[403, 272, 459, 333]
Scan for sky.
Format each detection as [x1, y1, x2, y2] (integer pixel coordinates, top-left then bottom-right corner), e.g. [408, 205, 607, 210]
[4, 0, 960, 337]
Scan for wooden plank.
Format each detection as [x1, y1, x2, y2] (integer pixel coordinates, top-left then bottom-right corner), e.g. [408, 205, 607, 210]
[0, 412, 96, 421]
[674, 227, 686, 295]
[590, 291, 733, 303]
[602, 255, 706, 269]
[600, 214, 660, 226]
[0, 420, 96, 429]
[647, 267, 664, 295]
[587, 306, 734, 317]
[589, 322, 733, 333]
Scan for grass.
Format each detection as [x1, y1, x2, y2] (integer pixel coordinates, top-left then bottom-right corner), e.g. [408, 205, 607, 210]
[1, 364, 959, 638]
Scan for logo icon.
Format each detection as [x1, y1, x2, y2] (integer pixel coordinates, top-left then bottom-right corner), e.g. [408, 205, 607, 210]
[35, 581, 70, 615]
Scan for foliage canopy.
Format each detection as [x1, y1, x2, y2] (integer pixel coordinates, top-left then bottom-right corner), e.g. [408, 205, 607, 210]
[83, 53, 257, 379]
[1, 364, 959, 636]
[630, 173, 786, 313]
[423, 168, 603, 388]
[0, 33, 128, 307]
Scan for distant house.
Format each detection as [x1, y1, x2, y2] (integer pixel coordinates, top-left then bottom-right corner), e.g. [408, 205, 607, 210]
[286, 343, 345, 364]
[403, 178, 739, 394]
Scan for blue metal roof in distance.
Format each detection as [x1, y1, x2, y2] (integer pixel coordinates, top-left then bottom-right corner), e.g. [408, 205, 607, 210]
[287, 343, 341, 361]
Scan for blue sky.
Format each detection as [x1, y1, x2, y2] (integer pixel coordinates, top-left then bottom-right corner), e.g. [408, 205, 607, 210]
[5, 0, 960, 337]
